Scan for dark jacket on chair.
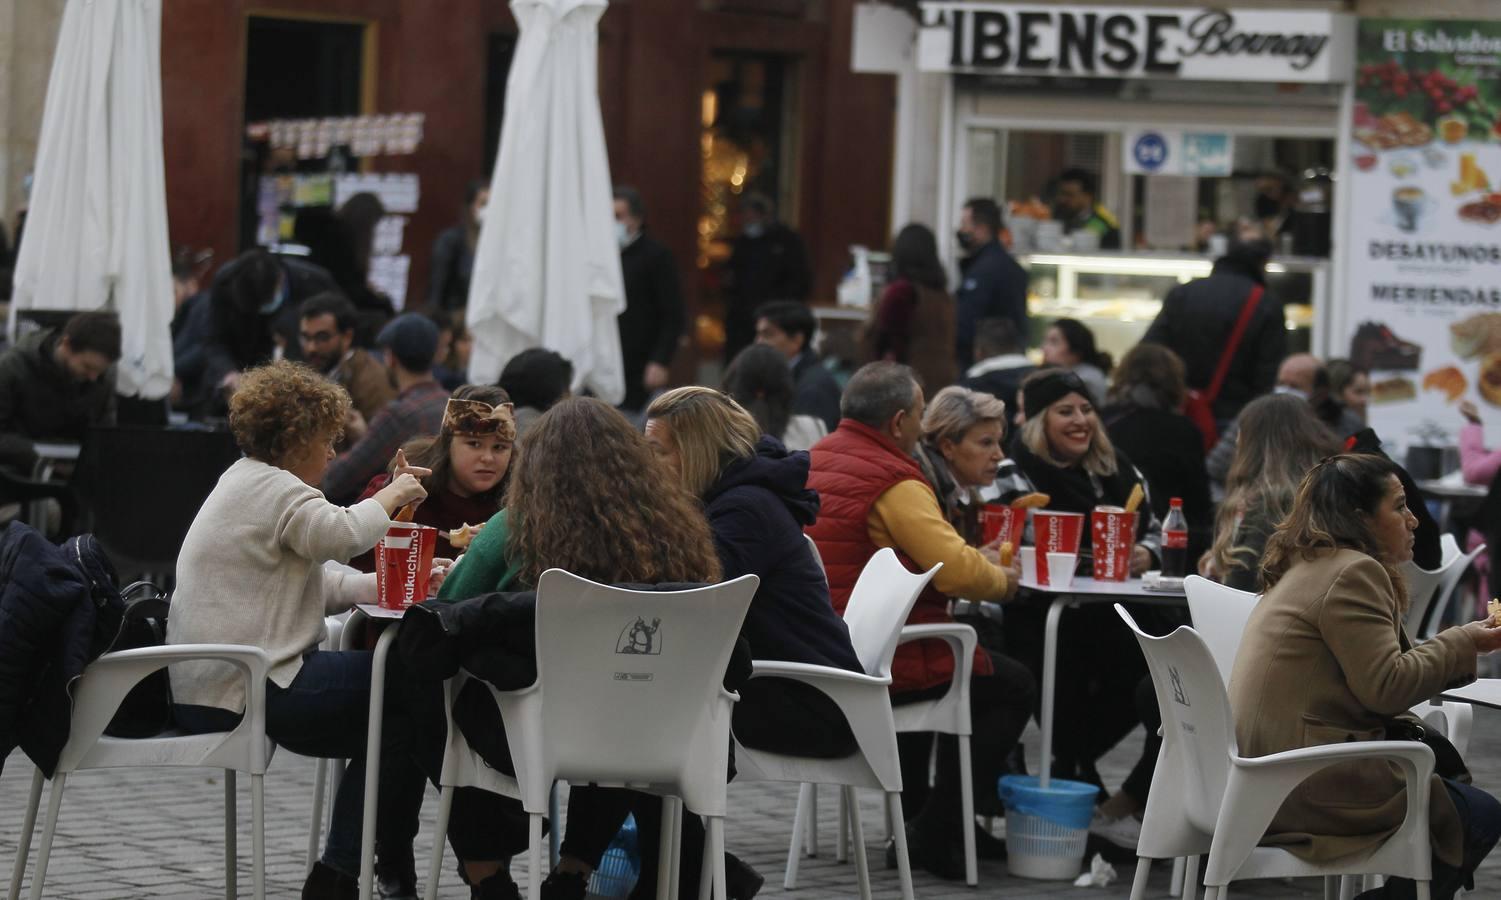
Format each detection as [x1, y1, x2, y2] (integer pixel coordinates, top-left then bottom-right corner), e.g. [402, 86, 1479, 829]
[0, 523, 109, 777]
[398, 586, 752, 775]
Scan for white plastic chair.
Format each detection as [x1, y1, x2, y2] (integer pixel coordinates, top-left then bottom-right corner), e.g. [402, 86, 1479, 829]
[8, 644, 274, 900]
[733, 547, 941, 900]
[1404, 535, 1485, 641]
[1184, 576, 1260, 687]
[1117, 605, 1437, 900]
[425, 570, 759, 900]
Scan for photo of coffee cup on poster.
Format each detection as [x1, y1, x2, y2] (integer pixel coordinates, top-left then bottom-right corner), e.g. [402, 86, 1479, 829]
[1344, 19, 1501, 448]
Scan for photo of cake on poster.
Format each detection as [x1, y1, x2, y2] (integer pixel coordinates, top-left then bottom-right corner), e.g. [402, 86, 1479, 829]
[1345, 19, 1501, 450]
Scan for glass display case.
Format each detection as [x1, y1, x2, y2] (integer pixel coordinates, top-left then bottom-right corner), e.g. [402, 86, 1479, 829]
[1019, 252, 1328, 360]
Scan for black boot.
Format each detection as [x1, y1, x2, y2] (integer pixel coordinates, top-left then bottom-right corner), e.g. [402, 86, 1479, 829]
[303, 861, 358, 900]
[471, 870, 522, 900]
[539, 870, 588, 900]
[725, 852, 764, 899]
[375, 850, 418, 900]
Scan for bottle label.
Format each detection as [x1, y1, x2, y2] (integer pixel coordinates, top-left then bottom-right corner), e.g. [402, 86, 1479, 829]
[1164, 530, 1188, 550]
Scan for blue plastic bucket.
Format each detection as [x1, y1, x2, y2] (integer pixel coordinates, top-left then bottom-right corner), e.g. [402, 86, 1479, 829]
[588, 814, 641, 897]
[997, 775, 1099, 879]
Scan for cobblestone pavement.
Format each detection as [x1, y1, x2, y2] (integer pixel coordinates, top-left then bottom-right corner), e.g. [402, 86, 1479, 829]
[4, 713, 1500, 899]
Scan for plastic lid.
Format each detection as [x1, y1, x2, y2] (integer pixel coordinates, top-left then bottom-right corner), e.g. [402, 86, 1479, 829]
[1170, 497, 1183, 507]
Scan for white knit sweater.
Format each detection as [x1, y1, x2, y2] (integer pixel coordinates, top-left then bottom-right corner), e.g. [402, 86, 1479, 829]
[167, 457, 391, 712]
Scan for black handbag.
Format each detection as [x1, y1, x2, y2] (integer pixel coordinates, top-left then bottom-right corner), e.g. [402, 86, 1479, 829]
[1385, 717, 1471, 784]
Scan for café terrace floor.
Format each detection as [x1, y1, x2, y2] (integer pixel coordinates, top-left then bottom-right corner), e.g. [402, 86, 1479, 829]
[3, 710, 1500, 899]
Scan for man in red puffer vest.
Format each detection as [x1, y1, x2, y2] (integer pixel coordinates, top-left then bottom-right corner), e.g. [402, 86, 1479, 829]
[807, 361, 1034, 879]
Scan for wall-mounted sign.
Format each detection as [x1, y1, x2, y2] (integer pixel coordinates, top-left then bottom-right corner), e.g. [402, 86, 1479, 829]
[916, 3, 1354, 84]
[1122, 129, 1234, 176]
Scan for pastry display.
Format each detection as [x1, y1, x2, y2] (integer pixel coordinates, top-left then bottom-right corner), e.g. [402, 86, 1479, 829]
[1480, 352, 1501, 406]
[1421, 366, 1468, 402]
[1451, 312, 1501, 360]
[1350, 321, 1422, 371]
[1370, 377, 1417, 404]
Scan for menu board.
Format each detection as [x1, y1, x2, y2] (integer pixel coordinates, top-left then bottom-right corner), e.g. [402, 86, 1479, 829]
[1343, 19, 1501, 447]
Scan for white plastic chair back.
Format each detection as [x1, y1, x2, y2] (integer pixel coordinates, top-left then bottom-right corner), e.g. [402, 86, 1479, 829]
[1184, 575, 1259, 686]
[841, 548, 942, 679]
[1117, 605, 1232, 837]
[496, 570, 758, 815]
[1401, 533, 1464, 638]
[1411, 539, 1484, 641]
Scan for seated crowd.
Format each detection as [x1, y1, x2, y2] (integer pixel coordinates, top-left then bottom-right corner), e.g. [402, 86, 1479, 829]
[7, 249, 1501, 900]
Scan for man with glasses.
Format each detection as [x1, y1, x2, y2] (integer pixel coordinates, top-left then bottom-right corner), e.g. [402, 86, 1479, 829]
[299, 293, 396, 427]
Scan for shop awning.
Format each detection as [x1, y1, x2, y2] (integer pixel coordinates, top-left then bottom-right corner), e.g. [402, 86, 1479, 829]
[11, 0, 175, 400]
[466, 0, 626, 404]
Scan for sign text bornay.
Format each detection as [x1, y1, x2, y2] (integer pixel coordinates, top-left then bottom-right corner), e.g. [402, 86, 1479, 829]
[917, 3, 1354, 84]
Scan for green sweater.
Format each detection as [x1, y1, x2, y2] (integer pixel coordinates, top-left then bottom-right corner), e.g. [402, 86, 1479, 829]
[436, 509, 521, 601]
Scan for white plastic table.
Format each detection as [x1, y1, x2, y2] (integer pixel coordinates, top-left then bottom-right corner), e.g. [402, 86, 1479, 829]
[1439, 678, 1501, 710]
[1417, 476, 1487, 532]
[1018, 576, 1188, 788]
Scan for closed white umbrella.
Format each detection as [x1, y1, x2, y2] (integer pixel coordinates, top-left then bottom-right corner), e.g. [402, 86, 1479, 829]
[11, 0, 175, 400]
[466, 0, 625, 403]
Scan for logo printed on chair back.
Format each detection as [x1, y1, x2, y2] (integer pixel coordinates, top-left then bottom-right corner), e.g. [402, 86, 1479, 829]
[1170, 665, 1191, 707]
[616, 616, 663, 655]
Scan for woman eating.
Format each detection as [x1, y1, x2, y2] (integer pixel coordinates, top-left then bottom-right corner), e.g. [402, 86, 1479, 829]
[351, 385, 515, 571]
[1204, 393, 1340, 591]
[166, 361, 523, 900]
[904, 384, 1038, 873]
[1002, 368, 1162, 812]
[1232, 453, 1501, 900]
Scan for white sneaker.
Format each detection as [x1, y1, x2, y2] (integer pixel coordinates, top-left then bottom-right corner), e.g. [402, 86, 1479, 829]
[1089, 811, 1142, 849]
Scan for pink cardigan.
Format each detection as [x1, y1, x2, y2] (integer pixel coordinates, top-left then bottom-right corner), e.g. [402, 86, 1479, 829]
[1460, 422, 1501, 486]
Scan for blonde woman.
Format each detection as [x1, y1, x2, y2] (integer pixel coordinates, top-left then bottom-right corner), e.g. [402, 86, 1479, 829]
[915, 385, 1009, 542]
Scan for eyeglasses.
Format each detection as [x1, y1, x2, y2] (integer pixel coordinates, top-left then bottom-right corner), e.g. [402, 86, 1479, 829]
[443, 398, 517, 440]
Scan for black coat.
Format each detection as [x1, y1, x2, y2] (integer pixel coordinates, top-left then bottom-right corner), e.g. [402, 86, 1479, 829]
[618, 233, 686, 411]
[398, 585, 752, 776]
[202, 255, 338, 389]
[791, 350, 842, 433]
[955, 241, 1030, 369]
[705, 436, 860, 672]
[0, 523, 107, 777]
[1102, 403, 1214, 560]
[1142, 262, 1286, 422]
[0, 330, 116, 472]
[428, 224, 476, 313]
[724, 223, 811, 360]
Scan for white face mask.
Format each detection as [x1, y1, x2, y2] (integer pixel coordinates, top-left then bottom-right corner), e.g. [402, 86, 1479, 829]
[616, 220, 631, 248]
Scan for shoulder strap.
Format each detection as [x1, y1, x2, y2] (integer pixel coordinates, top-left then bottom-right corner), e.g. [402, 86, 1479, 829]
[1205, 284, 1264, 404]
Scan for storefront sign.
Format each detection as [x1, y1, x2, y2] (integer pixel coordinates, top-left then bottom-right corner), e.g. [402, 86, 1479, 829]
[1122, 129, 1233, 176]
[916, 3, 1353, 84]
[1341, 19, 1501, 447]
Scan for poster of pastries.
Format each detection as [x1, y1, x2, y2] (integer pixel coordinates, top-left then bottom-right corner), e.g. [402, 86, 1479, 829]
[1344, 19, 1501, 447]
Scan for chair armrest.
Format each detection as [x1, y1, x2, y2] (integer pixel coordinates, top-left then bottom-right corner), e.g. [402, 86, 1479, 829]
[1206, 741, 1435, 887]
[739, 660, 902, 777]
[895, 623, 976, 727]
[750, 659, 892, 688]
[66, 644, 272, 767]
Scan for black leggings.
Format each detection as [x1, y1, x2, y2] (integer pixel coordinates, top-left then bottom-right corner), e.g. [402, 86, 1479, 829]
[1004, 602, 1153, 785]
[891, 651, 1037, 843]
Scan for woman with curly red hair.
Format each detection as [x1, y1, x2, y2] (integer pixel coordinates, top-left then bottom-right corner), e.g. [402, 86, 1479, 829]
[167, 361, 446, 897]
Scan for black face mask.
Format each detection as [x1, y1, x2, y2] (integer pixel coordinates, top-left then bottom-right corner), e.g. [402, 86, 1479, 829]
[1254, 194, 1283, 220]
[956, 230, 977, 252]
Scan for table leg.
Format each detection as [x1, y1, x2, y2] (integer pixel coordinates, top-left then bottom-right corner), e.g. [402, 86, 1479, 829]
[359, 624, 399, 900]
[1038, 596, 1068, 789]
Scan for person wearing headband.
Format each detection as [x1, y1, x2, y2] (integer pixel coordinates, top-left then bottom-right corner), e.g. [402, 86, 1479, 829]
[1003, 367, 1167, 848]
[345, 385, 516, 897]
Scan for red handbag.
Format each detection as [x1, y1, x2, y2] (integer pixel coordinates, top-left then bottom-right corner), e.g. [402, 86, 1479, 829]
[1184, 284, 1264, 452]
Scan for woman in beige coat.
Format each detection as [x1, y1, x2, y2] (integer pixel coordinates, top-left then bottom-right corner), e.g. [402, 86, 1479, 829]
[1230, 453, 1501, 899]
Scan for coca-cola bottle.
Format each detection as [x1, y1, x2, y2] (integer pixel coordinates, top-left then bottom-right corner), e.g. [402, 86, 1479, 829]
[1161, 497, 1189, 579]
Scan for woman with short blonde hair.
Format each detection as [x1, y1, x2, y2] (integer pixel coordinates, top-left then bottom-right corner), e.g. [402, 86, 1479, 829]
[916, 385, 1009, 543]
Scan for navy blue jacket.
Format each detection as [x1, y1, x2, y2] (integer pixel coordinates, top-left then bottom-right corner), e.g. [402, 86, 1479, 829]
[704, 436, 860, 672]
[955, 241, 1030, 369]
[790, 350, 843, 433]
[0, 523, 103, 777]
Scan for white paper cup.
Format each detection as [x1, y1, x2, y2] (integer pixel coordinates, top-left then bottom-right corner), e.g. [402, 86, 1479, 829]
[1046, 552, 1078, 589]
[1019, 546, 1037, 584]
